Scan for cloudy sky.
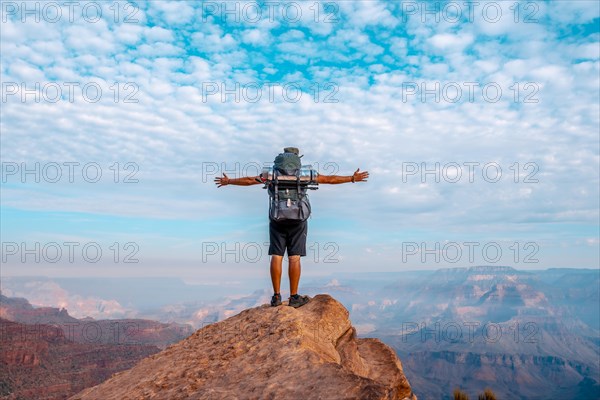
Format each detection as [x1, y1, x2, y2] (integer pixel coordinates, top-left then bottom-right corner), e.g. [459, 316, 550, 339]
[1, 0, 599, 284]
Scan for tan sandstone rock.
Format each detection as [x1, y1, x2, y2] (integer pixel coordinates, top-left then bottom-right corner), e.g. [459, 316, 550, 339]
[70, 294, 417, 400]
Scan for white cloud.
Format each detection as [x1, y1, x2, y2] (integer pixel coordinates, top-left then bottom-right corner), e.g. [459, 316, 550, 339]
[340, 0, 398, 29]
[149, 1, 195, 25]
[191, 31, 238, 53]
[241, 28, 269, 46]
[428, 32, 474, 51]
[145, 26, 174, 42]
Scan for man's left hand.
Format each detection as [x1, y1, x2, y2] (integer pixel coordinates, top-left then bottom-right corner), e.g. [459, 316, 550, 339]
[353, 168, 369, 182]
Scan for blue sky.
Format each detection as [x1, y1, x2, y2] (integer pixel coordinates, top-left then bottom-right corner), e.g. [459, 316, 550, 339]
[1, 0, 599, 282]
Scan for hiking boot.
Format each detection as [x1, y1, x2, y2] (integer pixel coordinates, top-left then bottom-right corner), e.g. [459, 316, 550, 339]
[270, 293, 282, 307]
[288, 294, 310, 308]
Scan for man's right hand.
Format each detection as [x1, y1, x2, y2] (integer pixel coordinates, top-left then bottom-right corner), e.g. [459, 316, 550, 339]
[214, 173, 230, 188]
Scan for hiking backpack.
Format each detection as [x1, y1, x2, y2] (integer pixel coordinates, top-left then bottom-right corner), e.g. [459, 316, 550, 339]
[264, 152, 318, 222]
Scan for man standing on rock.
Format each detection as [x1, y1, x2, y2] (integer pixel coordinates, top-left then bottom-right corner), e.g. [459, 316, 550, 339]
[215, 147, 369, 308]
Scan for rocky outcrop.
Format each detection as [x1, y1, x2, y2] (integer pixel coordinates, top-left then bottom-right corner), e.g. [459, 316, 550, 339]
[71, 294, 417, 400]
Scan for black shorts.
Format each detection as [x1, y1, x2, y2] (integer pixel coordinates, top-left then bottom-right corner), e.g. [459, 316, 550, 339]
[268, 220, 307, 257]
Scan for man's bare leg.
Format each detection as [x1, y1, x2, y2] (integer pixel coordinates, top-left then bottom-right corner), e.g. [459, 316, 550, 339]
[288, 255, 301, 295]
[270, 255, 283, 294]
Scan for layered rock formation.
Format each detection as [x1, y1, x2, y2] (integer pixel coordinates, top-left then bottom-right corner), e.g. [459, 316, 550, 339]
[0, 318, 160, 400]
[0, 294, 194, 400]
[71, 294, 416, 400]
[0, 294, 193, 349]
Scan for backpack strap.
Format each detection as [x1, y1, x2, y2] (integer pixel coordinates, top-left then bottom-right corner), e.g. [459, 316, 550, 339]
[273, 169, 279, 220]
[296, 170, 302, 220]
[273, 168, 279, 202]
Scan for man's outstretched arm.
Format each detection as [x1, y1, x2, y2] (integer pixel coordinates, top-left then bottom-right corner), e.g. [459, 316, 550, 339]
[214, 173, 262, 188]
[317, 168, 369, 184]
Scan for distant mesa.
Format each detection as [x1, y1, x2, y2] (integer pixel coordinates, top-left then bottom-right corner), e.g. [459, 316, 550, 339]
[0, 294, 193, 349]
